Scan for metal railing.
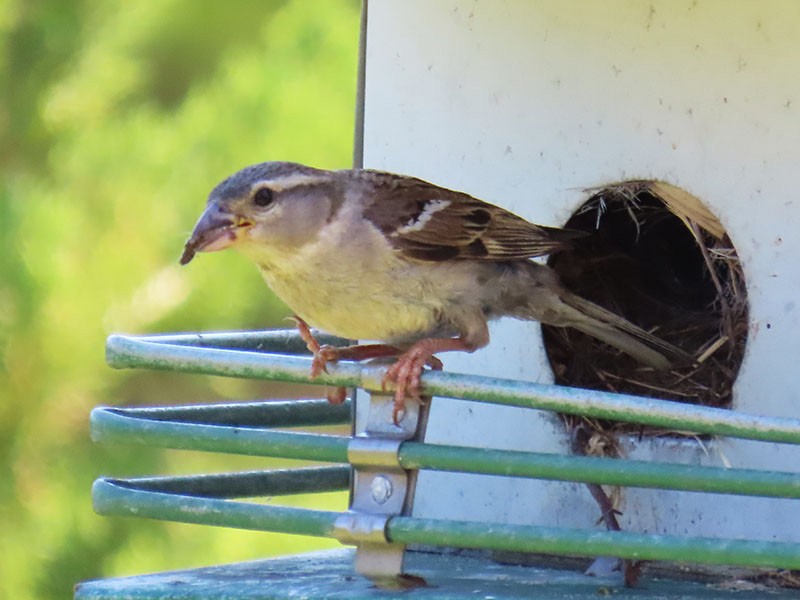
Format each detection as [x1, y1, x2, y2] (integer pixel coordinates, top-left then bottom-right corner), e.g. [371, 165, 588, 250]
[93, 330, 800, 582]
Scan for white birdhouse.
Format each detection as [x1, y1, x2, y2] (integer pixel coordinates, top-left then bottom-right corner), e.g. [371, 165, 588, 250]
[359, 0, 800, 547]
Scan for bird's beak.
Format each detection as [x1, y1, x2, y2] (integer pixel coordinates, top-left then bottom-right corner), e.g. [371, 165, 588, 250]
[180, 204, 253, 265]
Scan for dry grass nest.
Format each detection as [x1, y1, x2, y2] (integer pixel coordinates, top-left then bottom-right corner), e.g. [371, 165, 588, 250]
[542, 181, 749, 445]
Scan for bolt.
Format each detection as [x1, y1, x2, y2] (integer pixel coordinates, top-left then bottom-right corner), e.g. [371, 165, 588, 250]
[370, 475, 393, 504]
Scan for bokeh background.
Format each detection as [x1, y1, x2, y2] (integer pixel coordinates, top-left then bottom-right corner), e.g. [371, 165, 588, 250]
[1, 1, 361, 598]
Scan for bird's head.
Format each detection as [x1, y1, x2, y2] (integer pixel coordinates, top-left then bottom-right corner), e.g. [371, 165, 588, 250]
[180, 162, 339, 266]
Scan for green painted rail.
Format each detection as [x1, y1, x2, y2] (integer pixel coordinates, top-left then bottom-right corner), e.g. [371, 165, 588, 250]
[105, 331, 800, 444]
[92, 403, 351, 463]
[91, 401, 800, 499]
[111, 466, 350, 498]
[93, 330, 800, 574]
[92, 477, 800, 570]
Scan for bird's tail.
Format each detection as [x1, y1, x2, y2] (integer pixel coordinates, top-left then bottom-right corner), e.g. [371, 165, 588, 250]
[559, 293, 694, 370]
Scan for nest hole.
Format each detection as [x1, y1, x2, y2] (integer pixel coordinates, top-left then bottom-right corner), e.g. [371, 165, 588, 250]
[542, 181, 748, 439]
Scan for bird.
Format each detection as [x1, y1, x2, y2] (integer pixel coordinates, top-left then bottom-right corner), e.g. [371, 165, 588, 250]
[180, 161, 692, 423]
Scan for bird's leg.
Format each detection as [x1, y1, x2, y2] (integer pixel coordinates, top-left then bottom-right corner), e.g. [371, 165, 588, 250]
[291, 316, 443, 408]
[383, 336, 473, 424]
[292, 316, 330, 377]
[292, 316, 349, 405]
[293, 316, 442, 371]
[334, 343, 403, 362]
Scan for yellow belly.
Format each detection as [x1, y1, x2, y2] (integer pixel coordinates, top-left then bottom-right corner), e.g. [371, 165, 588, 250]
[259, 261, 447, 343]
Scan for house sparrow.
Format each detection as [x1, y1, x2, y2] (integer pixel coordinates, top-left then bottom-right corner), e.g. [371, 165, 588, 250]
[181, 162, 691, 422]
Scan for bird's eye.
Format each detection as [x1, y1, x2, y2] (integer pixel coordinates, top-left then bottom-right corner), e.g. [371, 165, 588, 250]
[253, 187, 274, 207]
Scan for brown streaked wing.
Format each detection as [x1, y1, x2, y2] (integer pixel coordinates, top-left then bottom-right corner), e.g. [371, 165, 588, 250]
[360, 173, 583, 262]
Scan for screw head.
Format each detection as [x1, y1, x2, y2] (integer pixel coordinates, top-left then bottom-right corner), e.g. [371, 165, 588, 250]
[370, 475, 393, 504]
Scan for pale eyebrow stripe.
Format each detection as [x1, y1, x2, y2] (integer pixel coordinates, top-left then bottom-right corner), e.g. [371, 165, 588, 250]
[251, 174, 329, 194]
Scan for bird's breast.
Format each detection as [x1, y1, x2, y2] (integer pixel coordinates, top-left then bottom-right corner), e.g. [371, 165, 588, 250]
[252, 216, 462, 344]
[259, 262, 448, 343]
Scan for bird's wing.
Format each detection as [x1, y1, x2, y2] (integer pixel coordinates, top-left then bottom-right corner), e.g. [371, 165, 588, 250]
[359, 171, 584, 262]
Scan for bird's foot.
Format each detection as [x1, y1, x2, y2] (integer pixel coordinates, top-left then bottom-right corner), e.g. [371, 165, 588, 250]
[292, 316, 342, 377]
[294, 316, 416, 409]
[293, 317, 343, 406]
[325, 385, 348, 405]
[382, 342, 444, 425]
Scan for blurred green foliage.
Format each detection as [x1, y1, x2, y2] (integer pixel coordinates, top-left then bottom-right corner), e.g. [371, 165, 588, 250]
[0, 1, 361, 598]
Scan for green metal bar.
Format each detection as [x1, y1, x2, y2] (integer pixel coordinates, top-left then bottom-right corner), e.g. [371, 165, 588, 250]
[92, 479, 800, 570]
[94, 330, 800, 576]
[387, 517, 800, 571]
[90, 405, 800, 499]
[134, 330, 347, 353]
[93, 479, 340, 538]
[90, 407, 350, 463]
[112, 466, 350, 498]
[399, 442, 800, 499]
[106, 333, 357, 387]
[105, 332, 800, 445]
[101, 399, 351, 428]
[424, 371, 800, 447]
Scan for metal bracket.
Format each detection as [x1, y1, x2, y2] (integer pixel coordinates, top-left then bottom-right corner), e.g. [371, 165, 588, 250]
[333, 389, 429, 583]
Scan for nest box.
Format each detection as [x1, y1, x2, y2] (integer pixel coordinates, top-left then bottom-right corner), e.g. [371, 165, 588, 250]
[360, 1, 800, 545]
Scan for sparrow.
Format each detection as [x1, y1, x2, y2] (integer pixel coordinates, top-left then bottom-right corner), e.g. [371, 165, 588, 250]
[181, 162, 692, 422]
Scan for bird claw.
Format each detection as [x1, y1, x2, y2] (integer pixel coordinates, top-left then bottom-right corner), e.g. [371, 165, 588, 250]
[293, 316, 449, 424]
[325, 386, 347, 405]
[293, 316, 342, 377]
[382, 349, 442, 425]
[310, 345, 341, 378]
